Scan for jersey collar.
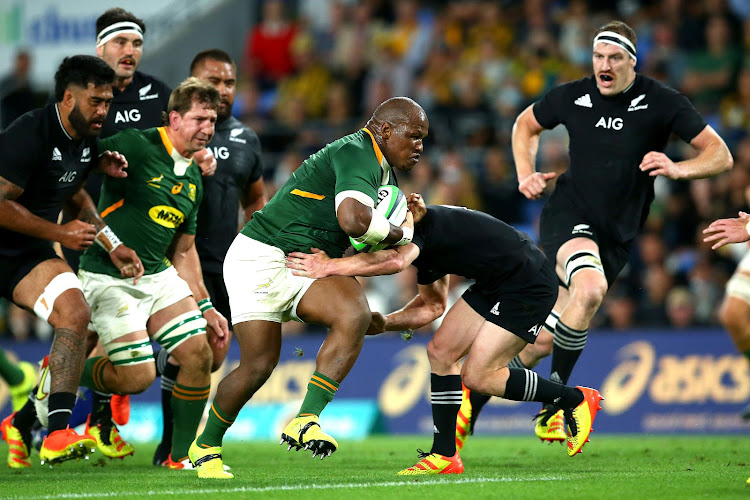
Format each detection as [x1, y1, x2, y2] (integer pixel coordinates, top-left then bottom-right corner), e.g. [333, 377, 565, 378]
[157, 126, 193, 176]
[361, 127, 391, 185]
[54, 103, 73, 141]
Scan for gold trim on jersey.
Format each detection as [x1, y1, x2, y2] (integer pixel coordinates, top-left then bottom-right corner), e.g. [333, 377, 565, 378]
[157, 127, 173, 155]
[101, 198, 125, 218]
[290, 189, 325, 200]
[361, 128, 390, 185]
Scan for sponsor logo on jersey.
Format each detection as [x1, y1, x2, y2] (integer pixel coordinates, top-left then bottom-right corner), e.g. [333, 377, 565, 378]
[148, 205, 185, 228]
[209, 146, 230, 160]
[51, 147, 62, 161]
[138, 83, 160, 101]
[574, 94, 592, 108]
[147, 174, 164, 188]
[595, 116, 623, 130]
[188, 183, 197, 201]
[171, 182, 183, 194]
[229, 128, 247, 144]
[81, 147, 91, 162]
[59, 171, 77, 183]
[115, 109, 141, 123]
[572, 224, 593, 235]
[490, 302, 500, 316]
[254, 277, 272, 294]
[116, 304, 129, 318]
[627, 93, 648, 112]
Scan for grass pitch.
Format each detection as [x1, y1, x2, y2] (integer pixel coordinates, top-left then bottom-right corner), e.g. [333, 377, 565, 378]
[0, 435, 747, 499]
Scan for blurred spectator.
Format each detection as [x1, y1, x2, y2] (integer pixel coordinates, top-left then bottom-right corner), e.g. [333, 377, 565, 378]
[0, 50, 35, 129]
[274, 33, 332, 120]
[242, 0, 298, 90]
[665, 286, 698, 328]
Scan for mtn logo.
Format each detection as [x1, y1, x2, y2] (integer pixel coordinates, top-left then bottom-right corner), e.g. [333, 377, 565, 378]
[574, 94, 592, 108]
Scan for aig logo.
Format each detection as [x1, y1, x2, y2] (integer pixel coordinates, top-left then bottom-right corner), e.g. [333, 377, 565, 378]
[209, 146, 230, 160]
[114, 109, 141, 124]
[596, 117, 623, 130]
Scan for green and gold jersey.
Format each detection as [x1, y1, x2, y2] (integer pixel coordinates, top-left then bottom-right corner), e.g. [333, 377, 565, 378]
[243, 129, 393, 257]
[80, 127, 203, 277]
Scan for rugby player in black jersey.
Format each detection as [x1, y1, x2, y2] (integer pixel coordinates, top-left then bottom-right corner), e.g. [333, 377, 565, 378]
[286, 196, 603, 473]
[0, 55, 142, 467]
[150, 49, 267, 466]
[510, 20, 733, 442]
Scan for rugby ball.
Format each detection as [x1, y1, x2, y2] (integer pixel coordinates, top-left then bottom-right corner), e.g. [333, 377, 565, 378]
[350, 185, 408, 253]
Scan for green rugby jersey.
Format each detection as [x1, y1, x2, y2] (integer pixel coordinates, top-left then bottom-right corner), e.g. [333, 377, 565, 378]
[80, 127, 203, 277]
[243, 129, 393, 257]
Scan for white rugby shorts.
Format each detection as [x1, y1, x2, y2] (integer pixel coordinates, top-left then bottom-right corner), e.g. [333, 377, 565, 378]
[223, 234, 315, 325]
[79, 266, 193, 344]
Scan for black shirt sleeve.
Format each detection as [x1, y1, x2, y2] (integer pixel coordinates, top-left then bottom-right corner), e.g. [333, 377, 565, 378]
[662, 87, 708, 143]
[532, 83, 569, 130]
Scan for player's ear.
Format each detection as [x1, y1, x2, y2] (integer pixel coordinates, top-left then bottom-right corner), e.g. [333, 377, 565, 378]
[169, 110, 181, 130]
[95, 45, 104, 58]
[61, 88, 75, 109]
[381, 122, 391, 141]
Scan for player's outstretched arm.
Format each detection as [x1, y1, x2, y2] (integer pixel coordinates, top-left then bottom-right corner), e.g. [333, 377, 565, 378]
[95, 150, 129, 178]
[338, 196, 412, 248]
[381, 277, 450, 332]
[171, 231, 229, 349]
[639, 126, 733, 180]
[703, 211, 750, 250]
[287, 243, 421, 279]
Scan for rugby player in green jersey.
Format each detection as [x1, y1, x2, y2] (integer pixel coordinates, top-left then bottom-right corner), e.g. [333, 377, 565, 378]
[189, 97, 428, 479]
[74, 78, 229, 468]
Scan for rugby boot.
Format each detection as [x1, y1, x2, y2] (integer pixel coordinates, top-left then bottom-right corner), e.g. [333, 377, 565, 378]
[1, 413, 31, 468]
[188, 440, 233, 479]
[110, 394, 130, 426]
[39, 428, 95, 465]
[397, 449, 464, 475]
[85, 415, 134, 459]
[534, 404, 566, 443]
[280, 415, 338, 459]
[9, 362, 36, 412]
[455, 384, 472, 452]
[565, 386, 604, 457]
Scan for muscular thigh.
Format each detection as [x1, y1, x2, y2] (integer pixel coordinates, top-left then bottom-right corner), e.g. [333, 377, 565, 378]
[466, 321, 529, 371]
[431, 299, 485, 360]
[11, 254, 70, 309]
[296, 276, 370, 327]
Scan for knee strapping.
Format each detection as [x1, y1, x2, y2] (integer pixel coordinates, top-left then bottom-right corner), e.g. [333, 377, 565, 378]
[153, 311, 207, 353]
[33, 272, 82, 322]
[106, 338, 154, 366]
[564, 251, 605, 287]
[726, 272, 750, 304]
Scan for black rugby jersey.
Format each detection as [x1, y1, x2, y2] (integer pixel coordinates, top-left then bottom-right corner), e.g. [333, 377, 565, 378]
[0, 102, 99, 256]
[195, 116, 263, 273]
[533, 74, 706, 242]
[410, 205, 546, 287]
[102, 71, 171, 138]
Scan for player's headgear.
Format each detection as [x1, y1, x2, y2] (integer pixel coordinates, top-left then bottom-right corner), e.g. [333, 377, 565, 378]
[593, 21, 637, 63]
[96, 8, 145, 47]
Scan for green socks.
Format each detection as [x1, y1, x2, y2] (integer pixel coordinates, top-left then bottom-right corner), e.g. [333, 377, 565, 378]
[298, 371, 339, 417]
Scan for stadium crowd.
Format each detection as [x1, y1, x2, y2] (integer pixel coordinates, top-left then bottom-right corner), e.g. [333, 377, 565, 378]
[2, 0, 750, 339]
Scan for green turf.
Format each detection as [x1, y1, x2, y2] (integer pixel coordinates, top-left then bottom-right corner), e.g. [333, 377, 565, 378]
[0, 435, 748, 499]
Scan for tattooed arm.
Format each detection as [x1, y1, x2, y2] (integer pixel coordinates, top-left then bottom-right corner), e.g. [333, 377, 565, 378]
[0, 175, 96, 250]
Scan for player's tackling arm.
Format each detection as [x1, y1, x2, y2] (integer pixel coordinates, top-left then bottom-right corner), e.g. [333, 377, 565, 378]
[240, 177, 266, 224]
[640, 125, 733, 180]
[287, 243, 421, 279]
[381, 277, 450, 333]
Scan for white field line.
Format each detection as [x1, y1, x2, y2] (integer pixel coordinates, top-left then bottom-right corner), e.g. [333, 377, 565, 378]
[12, 475, 568, 499]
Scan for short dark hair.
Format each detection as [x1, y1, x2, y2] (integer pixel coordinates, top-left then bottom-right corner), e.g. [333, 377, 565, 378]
[190, 49, 235, 75]
[594, 20, 637, 52]
[96, 8, 146, 35]
[54, 55, 115, 101]
[165, 77, 220, 121]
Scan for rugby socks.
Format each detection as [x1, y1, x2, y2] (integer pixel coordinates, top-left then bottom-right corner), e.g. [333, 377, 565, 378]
[197, 401, 236, 448]
[12, 397, 37, 433]
[550, 320, 588, 385]
[463, 358, 531, 432]
[47, 392, 76, 432]
[297, 371, 339, 417]
[80, 356, 110, 393]
[159, 361, 179, 452]
[429, 374, 462, 457]
[503, 368, 583, 409]
[0, 348, 24, 385]
[170, 383, 210, 461]
[91, 391, 112, 425]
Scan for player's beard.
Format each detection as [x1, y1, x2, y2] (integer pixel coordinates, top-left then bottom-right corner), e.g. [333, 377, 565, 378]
[69, 103, 102, 138]
[218, 99, 232, 122]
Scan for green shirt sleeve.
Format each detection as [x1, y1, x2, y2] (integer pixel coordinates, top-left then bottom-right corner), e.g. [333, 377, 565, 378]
[331, 142, 382, 204]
